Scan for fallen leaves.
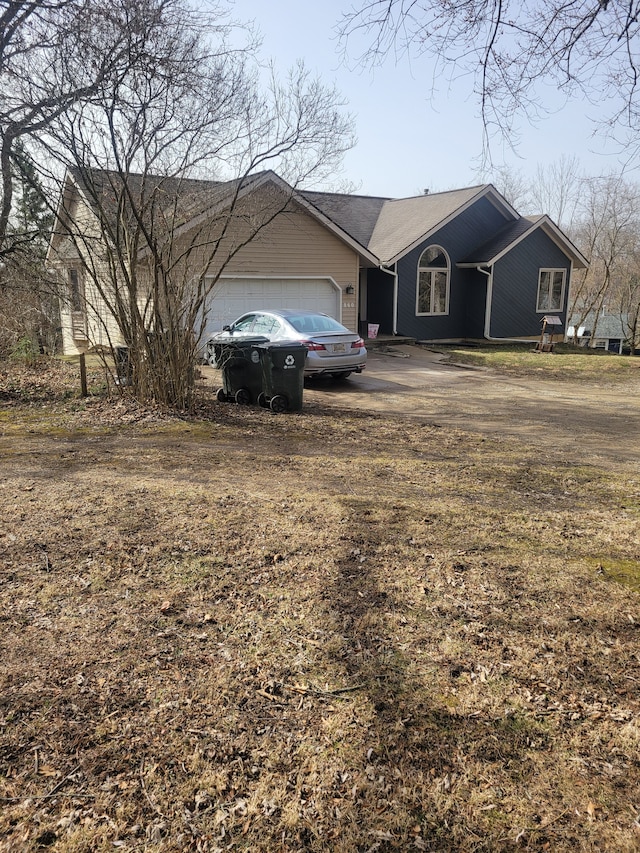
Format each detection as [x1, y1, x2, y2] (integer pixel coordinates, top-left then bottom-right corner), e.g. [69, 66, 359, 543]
[1, 360, 640, 851]
[586, 801, 601, 821]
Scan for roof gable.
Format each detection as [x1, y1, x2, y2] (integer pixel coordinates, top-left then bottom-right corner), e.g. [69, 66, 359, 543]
[460, 214, 589, 269]
[460, 217, 540, 266]
[367, 185, 518, 264]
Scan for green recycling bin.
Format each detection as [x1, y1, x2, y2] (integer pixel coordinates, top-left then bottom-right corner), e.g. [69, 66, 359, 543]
[215, 337, 268, 405]
[257, 341, 307, 413]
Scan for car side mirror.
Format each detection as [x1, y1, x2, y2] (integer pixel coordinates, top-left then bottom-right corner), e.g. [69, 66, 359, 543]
[223, 325, 231, 331]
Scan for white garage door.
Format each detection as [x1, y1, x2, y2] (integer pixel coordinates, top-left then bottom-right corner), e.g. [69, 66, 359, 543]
[201, 277, 340, 340]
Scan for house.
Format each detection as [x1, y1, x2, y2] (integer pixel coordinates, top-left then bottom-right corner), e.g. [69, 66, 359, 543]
[303, 185, 588, 342]
[567, 313, 628, 353]
[48, 169, 376, 356]
[48, 170, 588, 356]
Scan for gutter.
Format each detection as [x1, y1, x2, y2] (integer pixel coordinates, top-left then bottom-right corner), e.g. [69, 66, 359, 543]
[476, 264, 537, 344]
[379, 264, 398, 334]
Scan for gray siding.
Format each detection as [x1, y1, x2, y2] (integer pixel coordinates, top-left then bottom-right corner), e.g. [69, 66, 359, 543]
[394, 196, 509, 339]
[490, 229, 571, 338]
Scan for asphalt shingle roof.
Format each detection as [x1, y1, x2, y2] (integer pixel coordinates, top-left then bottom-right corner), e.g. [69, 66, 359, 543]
[64, 169, 585, 271]
[67, 167, 268, 234]
[300, 191, 389, 248]
[569, 312, 627, 338]
[303, 185, 511, 263]
[367, 185, 490, 263]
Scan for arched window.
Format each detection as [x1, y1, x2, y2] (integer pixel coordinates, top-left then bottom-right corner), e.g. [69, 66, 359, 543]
[416, 245, 449, 315]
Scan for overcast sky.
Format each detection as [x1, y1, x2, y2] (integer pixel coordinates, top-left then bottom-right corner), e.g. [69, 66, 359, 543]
[231, 0, 630, 199]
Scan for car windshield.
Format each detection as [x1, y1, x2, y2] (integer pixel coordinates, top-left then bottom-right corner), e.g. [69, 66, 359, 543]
[287, 314, 346, 334]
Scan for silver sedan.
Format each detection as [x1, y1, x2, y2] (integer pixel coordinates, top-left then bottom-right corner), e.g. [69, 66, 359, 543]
[206, 309, 367, 379]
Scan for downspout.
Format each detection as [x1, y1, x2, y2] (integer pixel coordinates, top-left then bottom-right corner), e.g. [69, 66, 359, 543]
[477, 265, 493, 339]
[476, 264, 538, 344]
[379, 264, 398, 334]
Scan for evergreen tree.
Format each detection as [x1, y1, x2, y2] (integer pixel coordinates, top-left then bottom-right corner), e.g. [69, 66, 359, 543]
[0, 141, 58, 357]
[11, 140, 54, 257]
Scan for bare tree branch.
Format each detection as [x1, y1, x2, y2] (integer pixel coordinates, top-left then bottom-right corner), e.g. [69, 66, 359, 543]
[339, 0, 640, 157]
[43, 3, 353, 408]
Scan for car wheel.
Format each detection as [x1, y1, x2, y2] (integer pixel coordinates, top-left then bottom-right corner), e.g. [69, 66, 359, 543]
[235, 388, 251, 405]
[216, 387, 227, 403]
[332, 372, 352, 381]
[269, 394, 288, 414]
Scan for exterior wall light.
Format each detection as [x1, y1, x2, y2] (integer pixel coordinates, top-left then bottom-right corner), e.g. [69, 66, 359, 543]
[345, 285, 354, 294]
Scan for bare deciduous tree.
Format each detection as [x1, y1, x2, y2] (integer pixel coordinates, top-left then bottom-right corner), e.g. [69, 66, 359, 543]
[482, 163, 533, 212]
[529, 156, 583, 232]
[568, 174, 640, 344]
[0, 140, 58, 358]
[618, 268, 640, 354]
[485, 155, 583, 227]
[44, 1, 353, 408]
[1, 0, 201, 260]
[1, 0, 217, 357]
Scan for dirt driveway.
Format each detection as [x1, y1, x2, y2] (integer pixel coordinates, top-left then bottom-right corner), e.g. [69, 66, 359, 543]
[203, 344, 640, 469]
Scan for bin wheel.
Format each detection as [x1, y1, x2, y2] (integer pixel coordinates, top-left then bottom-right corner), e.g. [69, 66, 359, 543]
[257, 392, 268, 408]
[235, 388, 251, 405]
[269, 394, 288, 414]
[216, 388, 228, 403]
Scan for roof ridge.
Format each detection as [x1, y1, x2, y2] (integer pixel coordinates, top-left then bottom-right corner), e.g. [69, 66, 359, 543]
[68, 165, 273, 189]
[383, 184, 489, 203]
[302, 189, 392, 201]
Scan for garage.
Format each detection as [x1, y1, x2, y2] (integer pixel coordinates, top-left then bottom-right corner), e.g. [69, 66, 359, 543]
[201, 276, 341, 340]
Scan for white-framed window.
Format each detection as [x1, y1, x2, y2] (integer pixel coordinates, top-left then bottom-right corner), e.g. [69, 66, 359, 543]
[537, 269, 566, 312]
[416, 245, 450, 315]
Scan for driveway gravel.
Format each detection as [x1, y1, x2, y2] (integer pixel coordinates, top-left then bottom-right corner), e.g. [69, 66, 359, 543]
[202, 344, 640, 469]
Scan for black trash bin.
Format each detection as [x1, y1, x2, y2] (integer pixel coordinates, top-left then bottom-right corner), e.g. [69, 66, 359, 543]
[257, 341, 307, 413]
[215, 337, 268, 405]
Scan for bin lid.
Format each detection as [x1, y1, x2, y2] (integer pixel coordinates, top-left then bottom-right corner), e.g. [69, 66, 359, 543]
[256, 340, 308, 350]
[215, 335, 270, 347]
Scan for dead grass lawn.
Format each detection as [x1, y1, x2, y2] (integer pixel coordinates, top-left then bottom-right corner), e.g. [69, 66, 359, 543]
[440, 343, 640, 383]
[1, 360, 639, 852]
